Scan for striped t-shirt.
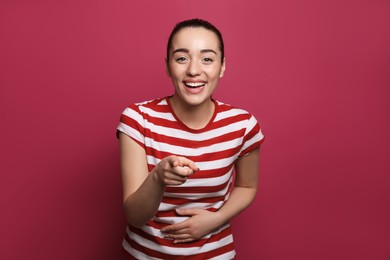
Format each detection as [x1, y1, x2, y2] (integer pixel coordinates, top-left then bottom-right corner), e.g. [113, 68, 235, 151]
[117, 97, 264, 260]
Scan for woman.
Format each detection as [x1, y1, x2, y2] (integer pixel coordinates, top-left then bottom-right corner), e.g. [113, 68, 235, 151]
[117, 18, 264, 259]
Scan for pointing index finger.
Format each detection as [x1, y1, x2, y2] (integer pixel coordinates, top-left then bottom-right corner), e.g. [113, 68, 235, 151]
[168, 156, 181, 168]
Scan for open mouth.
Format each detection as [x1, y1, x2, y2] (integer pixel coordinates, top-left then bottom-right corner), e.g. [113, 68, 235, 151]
[184, 82, 206, 88]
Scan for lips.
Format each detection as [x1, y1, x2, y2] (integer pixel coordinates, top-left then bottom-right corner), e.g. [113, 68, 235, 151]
[184, 82, 206, 88]
[183, 80, 206, 88]
[182, 80, 206, 94]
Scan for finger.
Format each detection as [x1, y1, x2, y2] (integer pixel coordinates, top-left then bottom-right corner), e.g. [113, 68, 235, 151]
[167, 156, 181, 168]
[163, 228, 190, 235]
[164, 171, 188, 182]
[188, 161, 200, 172]
[164, 231, 191, 240]
[160, 170, 192, 186]
[175, 208, 201, 216]
[162, 174, 187, 186]
[172, 167, 194, 178]
[174, 238, 194, 244]
[161, 221, 189, 232]
[177, 157, 200, 172]
[164, 179, 186, 186]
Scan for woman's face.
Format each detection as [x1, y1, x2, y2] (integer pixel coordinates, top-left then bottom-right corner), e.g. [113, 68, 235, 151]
[167, 27, 225, 107]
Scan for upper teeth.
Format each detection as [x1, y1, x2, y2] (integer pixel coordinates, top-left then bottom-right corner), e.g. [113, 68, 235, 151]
[185, 82, 205, 87]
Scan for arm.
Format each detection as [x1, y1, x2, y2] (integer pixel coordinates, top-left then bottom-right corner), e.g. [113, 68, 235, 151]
[119, 133, 198, 228]
[161, 147, 260, 243]
[216, 147, 260, 222]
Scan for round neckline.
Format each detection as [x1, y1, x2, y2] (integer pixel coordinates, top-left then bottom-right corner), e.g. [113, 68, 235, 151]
[166, 96, 219, 133]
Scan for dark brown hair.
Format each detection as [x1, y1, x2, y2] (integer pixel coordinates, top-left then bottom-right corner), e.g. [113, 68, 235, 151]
[166, 18, 225, 62]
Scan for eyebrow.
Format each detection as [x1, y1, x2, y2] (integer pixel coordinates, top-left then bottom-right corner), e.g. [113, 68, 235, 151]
[172, 48, 217, 55]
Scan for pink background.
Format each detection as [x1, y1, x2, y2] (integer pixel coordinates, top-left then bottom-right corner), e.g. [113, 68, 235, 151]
[1, 0, 389, 259]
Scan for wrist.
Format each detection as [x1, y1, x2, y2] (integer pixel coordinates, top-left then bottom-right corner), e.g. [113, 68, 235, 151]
[213, 210, 228, 227]
[151, 167, 166, 188]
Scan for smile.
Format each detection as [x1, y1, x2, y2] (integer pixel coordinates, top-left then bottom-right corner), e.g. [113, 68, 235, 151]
[184, 82, 206, 88]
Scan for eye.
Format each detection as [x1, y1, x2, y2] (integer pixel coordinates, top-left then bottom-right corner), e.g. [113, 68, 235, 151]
[175, 57, 188, 63]
[202, 57, 214, 63]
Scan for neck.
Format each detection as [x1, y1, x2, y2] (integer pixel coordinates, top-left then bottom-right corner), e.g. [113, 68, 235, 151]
[169, 96, 215, 130]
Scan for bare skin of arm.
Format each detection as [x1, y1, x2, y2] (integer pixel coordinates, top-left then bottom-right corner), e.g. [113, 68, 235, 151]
[119, 133, 199, 228]
[161, 148, 260, 243]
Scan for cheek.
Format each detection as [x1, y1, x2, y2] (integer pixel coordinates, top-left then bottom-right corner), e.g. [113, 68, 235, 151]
[208, 68, 223, 80]
[169, 65, 185, 78]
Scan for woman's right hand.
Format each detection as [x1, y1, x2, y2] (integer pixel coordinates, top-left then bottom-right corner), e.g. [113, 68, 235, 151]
[153, 156, 199, 186]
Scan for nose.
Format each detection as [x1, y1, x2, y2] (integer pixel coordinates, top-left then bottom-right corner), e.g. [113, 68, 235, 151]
[186, 60, 201, 76]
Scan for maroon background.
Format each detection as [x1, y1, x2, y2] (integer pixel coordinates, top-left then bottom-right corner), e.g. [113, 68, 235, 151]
[1, 0, 389, 259]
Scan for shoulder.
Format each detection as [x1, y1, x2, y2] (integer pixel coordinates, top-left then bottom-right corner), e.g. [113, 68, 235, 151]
[123, 97, 170, 116]
[128, 97, 167, 110]
[215, 100, 256, 121]
[214, 100, 263, 138]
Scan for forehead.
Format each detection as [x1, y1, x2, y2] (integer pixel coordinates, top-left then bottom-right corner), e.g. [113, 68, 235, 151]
[170, 27, 220, 52]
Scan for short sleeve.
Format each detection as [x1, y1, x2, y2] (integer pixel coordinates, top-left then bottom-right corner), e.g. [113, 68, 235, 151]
[116, 104, 146, 148]
[238, 115, 265, 158]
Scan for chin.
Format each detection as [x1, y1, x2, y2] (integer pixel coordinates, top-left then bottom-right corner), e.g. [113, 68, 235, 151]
[184, 95, 210, 106]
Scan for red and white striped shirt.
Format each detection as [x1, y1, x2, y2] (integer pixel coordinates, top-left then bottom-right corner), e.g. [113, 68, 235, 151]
[117, 97, 264, 259]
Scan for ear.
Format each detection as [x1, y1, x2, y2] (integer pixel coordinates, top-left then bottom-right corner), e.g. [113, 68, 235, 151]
[165, 58, 171, 77]
[219, 57, 226, 78]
